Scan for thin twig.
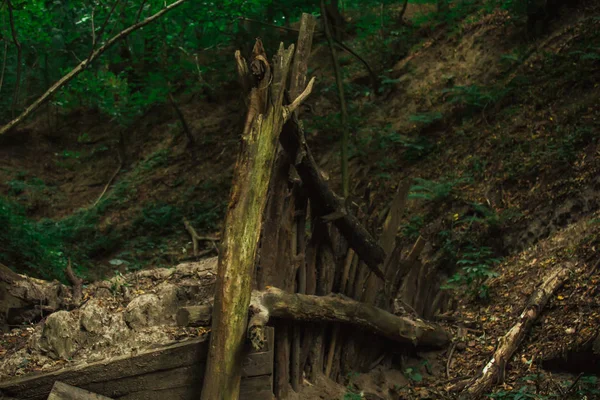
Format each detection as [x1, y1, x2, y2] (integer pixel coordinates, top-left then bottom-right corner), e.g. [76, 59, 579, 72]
[168, 91, 195, 147]
[321, 0, 349, 198]
[93, 152, 122, 207]
[0, 40, 7, 93]
[7, 0, 22, 118]
[399, 0, 409, 21]
[446, 342, 456, 379]
[183, 217, 219, 257]
[565, 372, 585, 396]
[65, 258, 83, 304]
[86, 0, 120, 64]
[284, 77, 316, 120]
[135, 0, 148, 23]
[332, 39, 378, 91]
[238, 16, 299, 33]
[91, 7, 96, 49]
[0, 0, 190, 136]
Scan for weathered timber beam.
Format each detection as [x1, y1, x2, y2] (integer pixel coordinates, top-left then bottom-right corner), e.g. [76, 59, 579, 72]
[279, 114, 386, 279]
[246, 287, 449, 348]
[48, 381, 113, 400]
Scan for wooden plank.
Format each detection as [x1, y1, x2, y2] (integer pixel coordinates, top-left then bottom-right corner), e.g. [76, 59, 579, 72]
[0, 338, 209, 400]
[48, 381, 113, 400]
[1, 328, 275, 400]
[240, 391, 274, 400]
[242, 352, 273, 377]
[239, 375, 272, 396]
[83, 365, 203, 398]
[116, 386, 197, 400]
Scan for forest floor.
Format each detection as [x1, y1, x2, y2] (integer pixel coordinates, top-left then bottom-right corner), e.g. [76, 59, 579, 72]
[1, 0, 600, 398]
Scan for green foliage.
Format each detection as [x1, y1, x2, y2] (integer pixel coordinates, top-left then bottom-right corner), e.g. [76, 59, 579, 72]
[572, 375, 600, 397]
[488, 375, 600, 399]
[442, 245, 500, 300]
[343, 391, 363, 400]
[402, 215, 425, 241]
[403, 367, 423, 383]
[409, 176, 470, 202]
[409, 112, 443, 125]
[134, 203, 182, 235]
[141, 149, 170, 171]
[0, 198, 68, 280]
[371, 125, 435, 161]
[550, 125, 596, 163]
[443, 85, 508, 112]
[488, 385, 552, 399]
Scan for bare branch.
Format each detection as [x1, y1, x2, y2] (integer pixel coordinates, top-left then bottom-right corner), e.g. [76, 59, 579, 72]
[93, 152, 122, 207]
[283, 76, 315, 121]
[0, 41, 7, 93]
[7, 0, 22, 118]
[183, 217, 218, 257]
[135, 0, 148, 23]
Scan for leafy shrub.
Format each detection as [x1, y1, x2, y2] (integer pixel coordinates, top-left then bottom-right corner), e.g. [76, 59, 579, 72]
[134, 203, 182, 235]
[402, 215, 426, 241]
[442, 245, 500, 300]
[409, 177, 470, 202]
[409, 112, 443, 125]
[373, 127, 435, 161]
[0, 199, 68, 279]
[443, 85, 508, 112]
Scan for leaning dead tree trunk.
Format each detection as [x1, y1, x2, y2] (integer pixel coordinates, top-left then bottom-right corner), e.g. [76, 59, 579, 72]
[461, 265, 571, 398]
[0, 0, 189, 136]
[200, 39, 315, 400]
[278, 103, 386, 279]
[246, 287, 449, 348]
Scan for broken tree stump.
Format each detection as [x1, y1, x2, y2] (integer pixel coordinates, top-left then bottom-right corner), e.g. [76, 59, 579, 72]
[200, 35, 315, 399]
[461, 265, 571, 398]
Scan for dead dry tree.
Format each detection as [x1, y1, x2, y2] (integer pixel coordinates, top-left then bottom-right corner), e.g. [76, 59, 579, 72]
[200, 32, 316, 398]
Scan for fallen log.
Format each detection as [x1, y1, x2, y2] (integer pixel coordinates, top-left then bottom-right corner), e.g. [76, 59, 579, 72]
[461, 265, 571, 398]
[243, 287, 449, 349]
